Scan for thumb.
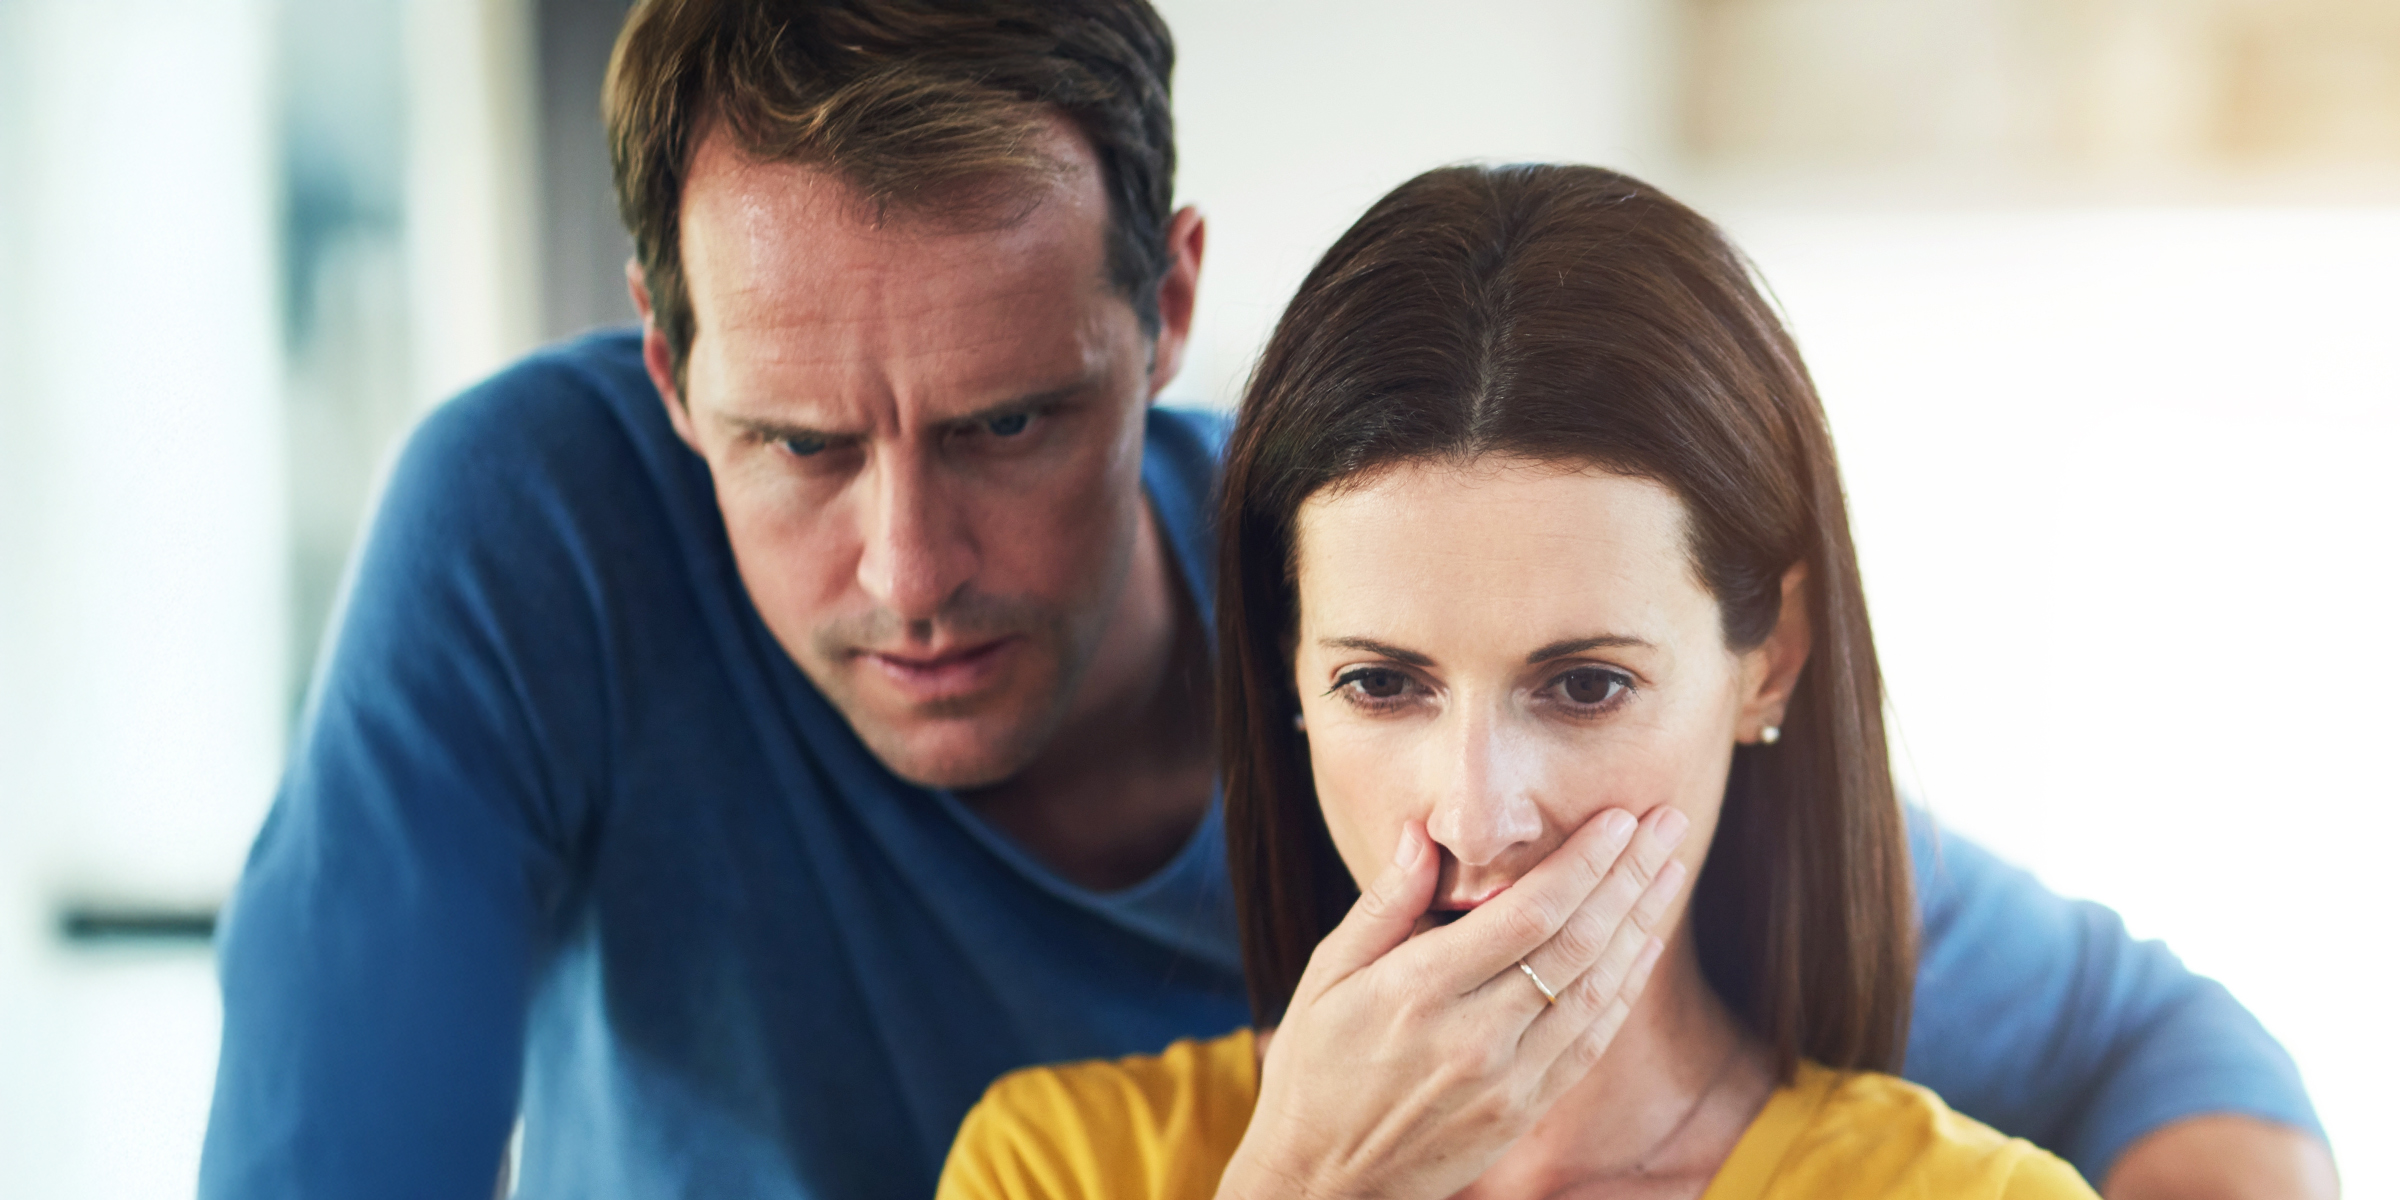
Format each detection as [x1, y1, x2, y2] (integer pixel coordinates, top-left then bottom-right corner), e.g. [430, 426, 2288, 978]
[1299, 821, 1439, 990]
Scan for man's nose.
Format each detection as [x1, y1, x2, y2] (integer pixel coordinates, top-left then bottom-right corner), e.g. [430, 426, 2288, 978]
[853, 448, 977, 622]
[1423, 708, 1546, 868]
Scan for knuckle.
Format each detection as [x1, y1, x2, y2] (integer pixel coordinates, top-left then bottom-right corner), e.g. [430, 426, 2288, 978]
[1634, 871, 1685, 923]
[1614, 848, 1661, 892]
[1570, 963, 1616, 1008]
[1572, 840, 1616, 890]
[1499, 896, 1561, 947]
[1444, 1038, 1507, 1083]
[1635, 828, 1681, 872]
[1551, 915, 1609, 964]
[1569, 1021, 1615, 1071]
[1469, 1090, 1521, 1132]
[1597, 920, 1649, 969]
[1401, 978, 1451, 1018]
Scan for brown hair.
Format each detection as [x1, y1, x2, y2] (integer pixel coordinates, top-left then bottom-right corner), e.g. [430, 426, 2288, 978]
[603, 0, 1176, 388]
[1216, 164, 1915, 1080]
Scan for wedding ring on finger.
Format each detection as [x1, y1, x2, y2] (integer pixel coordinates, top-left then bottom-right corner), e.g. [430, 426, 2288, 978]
[1516, 959, 1559, 1007]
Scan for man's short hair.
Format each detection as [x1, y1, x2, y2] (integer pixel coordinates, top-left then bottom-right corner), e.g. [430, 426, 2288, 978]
[604, 0, 1177, 388]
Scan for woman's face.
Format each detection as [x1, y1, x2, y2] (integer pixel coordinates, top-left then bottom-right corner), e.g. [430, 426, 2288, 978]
[1290, 456, 1804, 927]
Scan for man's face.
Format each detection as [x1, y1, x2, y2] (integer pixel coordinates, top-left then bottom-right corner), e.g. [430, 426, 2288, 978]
[637, 123, 1197, 789]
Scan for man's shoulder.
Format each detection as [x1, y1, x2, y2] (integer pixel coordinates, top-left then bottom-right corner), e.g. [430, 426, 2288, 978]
[1146, 404, 1232, 455]
[411, 327, 657, 468]
[341, 326, 716, 666]
[1141, 405, 1233, 614]
[380, 328, 693, 545]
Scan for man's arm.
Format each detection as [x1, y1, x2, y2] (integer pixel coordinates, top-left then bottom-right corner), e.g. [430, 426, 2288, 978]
[200, 374, 610, 1199]
[1901, 812, 2332, 1198]
[2105, 1115, 2339, 1200]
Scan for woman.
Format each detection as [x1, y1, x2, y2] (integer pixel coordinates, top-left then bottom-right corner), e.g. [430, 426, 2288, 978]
[936, 165, 2096, 1200]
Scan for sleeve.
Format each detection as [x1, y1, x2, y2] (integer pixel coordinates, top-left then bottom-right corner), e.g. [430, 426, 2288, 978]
[936, 1095, 1022, 1200]
[198, 373, 616, 1199]
[935, 1075, 1094, 1200]
[1900, 809, 2323, 1184]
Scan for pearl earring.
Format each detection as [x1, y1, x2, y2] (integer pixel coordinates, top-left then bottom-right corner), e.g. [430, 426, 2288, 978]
[1760, 725, 1780, 745]
[1292, 712, 1308, 733]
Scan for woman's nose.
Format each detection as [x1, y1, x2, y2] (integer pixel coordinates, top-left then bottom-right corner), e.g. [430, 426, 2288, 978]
[1422, 710, 1546, 868]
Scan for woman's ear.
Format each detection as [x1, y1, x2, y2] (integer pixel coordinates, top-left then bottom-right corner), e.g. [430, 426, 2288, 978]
[1738, 563, 1812, 743]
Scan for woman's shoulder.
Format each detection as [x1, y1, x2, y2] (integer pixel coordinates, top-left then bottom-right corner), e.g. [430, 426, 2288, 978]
[936, 1029, 1260, 1200]
[1711, 1061, 2098, 1200]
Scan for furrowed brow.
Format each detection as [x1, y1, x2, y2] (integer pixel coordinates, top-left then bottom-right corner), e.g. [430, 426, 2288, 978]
[715, 373, 1096, 444]
[940, 380, 1092, 430]
[1318, 636, 1434, 667]
[720, 413, 854, 444]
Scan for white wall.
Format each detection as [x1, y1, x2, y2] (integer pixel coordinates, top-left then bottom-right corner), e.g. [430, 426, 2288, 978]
[1720, 205, 2399, 1193]
[1155, 0, 1677, 410]
[4, 0, 287, 908]
[0, 0, 283, 1194]
[406, 0, 545, 413]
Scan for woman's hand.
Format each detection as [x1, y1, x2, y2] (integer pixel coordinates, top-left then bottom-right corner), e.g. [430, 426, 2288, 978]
[1214, 806, 1689, 1200]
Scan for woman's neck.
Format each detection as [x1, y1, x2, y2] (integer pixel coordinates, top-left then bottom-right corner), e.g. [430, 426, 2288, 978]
[1459, 929, 1777, 1200]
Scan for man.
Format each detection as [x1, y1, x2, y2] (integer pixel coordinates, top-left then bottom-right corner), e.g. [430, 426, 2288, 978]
[200, 2, 2335, 1198]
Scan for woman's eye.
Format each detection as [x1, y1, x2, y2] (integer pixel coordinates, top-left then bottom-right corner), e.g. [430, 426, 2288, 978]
[775, 435, 828, 458]
[984, 411, 1031, 437]
[1334, 667, 1414, 703]
[1554, 667, 1631, 707]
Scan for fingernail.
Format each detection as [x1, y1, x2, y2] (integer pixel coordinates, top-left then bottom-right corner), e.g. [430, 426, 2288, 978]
[1392, 825, 1420, 869]
[1656, 807, 1690, 847]
[1602, 810, 1636, 843]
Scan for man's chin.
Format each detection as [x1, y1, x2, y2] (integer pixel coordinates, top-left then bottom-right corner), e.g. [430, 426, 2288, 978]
[842, 706, 1050, 791]
[864, 737, 1034, 791]
[802, 639, 1079, 789]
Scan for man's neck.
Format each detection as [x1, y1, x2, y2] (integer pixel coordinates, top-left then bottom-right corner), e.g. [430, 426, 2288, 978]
[959, 498, 1216, 891]
[1462, 930, 1777, 1200]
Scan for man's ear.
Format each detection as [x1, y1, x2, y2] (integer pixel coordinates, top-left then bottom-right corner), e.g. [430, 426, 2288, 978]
[1738, 563, 1813, 743]
[1142, 205, 1205, 401]
[627, 257, 701, 449]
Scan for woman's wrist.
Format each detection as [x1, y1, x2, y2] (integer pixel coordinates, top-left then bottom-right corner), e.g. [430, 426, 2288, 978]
[1213, 1144, 1322, 1200]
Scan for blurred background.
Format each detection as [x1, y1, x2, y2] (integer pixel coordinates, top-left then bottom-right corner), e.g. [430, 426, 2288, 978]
[0, 0, 2392, 1194]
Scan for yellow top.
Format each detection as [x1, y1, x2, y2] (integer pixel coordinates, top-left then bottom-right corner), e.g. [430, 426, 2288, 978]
[937, 1028, 2099, 1200]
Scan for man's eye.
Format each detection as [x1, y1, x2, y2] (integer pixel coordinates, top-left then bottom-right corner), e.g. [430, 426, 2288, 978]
[775, 435, 828, 458]
[1334, 667, 1412, 701]
[1553, 667, 1631, 707]
[984, 411, 1031, 437]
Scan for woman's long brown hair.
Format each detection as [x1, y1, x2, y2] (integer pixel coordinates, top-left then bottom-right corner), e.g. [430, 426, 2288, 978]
[1215, 164, 1915, 1079]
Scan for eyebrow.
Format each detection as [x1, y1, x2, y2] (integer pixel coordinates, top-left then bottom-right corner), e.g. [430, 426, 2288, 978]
[1317, 633, 1655, 669]
[716, 379, 1095, 445]
[1523, 634, 1653, 664]
[1317, 636, 1434, 667]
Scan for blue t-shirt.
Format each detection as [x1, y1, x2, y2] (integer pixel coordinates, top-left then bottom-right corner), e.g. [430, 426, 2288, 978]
[200, 329, 2318, 1199]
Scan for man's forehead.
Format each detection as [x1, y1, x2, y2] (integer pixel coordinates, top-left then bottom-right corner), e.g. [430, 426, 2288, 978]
[675, 126, 1129, 429]
[678, 120, 1111, 308]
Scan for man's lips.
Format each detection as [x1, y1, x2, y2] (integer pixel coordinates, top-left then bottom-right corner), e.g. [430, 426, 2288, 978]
[853, 636, 1018, 701]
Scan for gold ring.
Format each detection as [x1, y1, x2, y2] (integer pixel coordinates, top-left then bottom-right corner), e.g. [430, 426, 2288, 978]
[1517, 960, 1558, 1006]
